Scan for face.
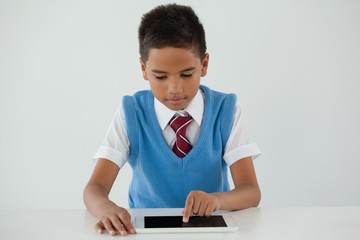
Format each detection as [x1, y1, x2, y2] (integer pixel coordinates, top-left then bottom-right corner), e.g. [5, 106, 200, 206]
[140, 47, 209, 111]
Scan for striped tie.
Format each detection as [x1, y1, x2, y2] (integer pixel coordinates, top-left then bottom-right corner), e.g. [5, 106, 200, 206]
[169, 114, 193, 158]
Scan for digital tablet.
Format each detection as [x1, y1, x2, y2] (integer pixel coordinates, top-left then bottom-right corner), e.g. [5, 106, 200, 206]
[132, 215, 239, 233]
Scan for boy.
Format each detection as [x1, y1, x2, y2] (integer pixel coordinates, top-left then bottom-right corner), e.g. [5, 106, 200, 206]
[83, 3, 261, 236]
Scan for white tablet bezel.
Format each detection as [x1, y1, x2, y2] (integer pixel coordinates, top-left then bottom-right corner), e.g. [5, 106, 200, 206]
[132, 214, 239, 233]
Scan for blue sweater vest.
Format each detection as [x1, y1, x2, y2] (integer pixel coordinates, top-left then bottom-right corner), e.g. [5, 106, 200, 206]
[122, 85, 236, 208]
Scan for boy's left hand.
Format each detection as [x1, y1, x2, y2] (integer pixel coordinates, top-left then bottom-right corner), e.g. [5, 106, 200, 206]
[182, 190, 220, 222]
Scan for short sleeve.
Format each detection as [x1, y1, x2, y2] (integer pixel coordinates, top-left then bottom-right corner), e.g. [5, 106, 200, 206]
[93, 103, 129, 168]
[223, 103, 261, 166]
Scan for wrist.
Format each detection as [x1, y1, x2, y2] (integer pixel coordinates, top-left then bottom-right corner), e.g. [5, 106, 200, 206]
[212, 192, 224, 211]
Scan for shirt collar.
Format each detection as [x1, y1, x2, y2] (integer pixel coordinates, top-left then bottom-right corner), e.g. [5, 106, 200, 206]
[154, 89, 204, 130]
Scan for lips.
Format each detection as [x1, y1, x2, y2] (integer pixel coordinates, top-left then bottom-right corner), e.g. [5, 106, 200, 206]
[168, 98, 185, 105]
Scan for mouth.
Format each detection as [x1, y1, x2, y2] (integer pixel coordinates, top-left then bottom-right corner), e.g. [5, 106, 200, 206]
[167, 98, 185, 105]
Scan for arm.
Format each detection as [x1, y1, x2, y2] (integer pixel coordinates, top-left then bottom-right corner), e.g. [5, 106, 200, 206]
[83, 158, 135, 236]
[183, 156, 260, 222]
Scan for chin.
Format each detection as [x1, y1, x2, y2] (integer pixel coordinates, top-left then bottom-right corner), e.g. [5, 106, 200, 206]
[169, 106, 183, 111]
[168, 105, 186, 111]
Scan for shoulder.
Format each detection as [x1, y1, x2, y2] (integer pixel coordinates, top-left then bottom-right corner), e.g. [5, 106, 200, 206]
[200, 85, 237, 100]
[200, 85, 237, 110]
[122, 89, 153, 111]
[121, 89, 152, 100]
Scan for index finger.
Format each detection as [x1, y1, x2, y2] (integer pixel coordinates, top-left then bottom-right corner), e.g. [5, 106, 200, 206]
[183, 194, 194, 222]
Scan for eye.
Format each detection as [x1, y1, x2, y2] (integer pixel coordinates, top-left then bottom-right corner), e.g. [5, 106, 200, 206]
[154, 75, 167, 80]
[181, 73, 193, 78]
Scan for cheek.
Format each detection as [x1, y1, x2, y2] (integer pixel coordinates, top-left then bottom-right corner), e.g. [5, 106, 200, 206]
[149, 80, 166, 94]
[188, 75, 201, 88]
[184, 81, 200, 96]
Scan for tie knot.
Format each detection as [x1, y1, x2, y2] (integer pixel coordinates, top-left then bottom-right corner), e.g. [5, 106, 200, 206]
[169, 113, 193, 158]
[169, 114, 193, 134]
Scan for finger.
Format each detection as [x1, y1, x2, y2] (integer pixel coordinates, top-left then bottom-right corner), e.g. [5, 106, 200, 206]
[183, 194, 195, 222]
[182, 209, 195, 216]
[110, 217, 127, 236]
[118, 211, 136, 234]
[95, 221, 105, 234]
[205, 202, 215, 217]
[102, 218, 117, 236]
[198, 200, 209, 217]
[191, 198, 201, 216]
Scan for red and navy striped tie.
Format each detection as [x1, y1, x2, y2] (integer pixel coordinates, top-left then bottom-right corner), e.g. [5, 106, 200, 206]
[169, 114, 193, 158]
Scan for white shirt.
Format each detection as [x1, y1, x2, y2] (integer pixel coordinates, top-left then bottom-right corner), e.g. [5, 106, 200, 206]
[94, 90, 261, 168]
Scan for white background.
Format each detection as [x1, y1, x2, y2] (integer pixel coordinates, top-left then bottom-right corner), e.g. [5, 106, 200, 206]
[1, 0, 359, 209]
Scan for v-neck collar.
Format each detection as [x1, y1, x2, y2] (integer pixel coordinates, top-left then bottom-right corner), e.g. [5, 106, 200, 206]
[147, 85, 212, 167]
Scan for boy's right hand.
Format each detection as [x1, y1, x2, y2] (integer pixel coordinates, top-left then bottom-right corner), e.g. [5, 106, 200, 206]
[95, 203, 135, 236]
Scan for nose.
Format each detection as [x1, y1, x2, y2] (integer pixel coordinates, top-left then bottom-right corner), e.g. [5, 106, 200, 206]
[168, 78, 183, 94]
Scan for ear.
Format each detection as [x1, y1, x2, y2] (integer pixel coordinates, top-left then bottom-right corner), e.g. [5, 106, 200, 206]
[200, 53, 209, 77]
[140, 58, 148, 80]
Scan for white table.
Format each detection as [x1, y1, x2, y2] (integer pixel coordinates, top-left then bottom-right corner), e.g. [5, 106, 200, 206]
[1, 207, 359, 239]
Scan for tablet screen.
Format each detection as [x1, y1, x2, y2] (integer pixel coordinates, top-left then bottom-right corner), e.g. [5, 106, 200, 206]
[144, 216, 227, 228]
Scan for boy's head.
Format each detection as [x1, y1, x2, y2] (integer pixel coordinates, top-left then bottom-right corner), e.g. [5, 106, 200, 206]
[138, 3, 206, 62]
[138, 4, 209, 111]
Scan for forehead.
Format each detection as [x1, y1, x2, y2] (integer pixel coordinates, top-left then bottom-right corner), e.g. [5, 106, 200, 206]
[146, 47, 201, 71]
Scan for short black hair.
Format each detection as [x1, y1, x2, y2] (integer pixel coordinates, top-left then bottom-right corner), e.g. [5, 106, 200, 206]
[138, 3, 206, 62]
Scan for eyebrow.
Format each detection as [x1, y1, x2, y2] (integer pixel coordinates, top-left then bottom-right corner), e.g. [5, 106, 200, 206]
[151, 67, 196, 74]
